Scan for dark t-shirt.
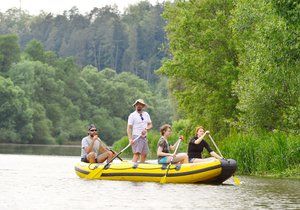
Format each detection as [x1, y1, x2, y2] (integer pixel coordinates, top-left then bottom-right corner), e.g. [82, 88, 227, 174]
[157, 136, 170, 161]
[188, 136, 213, 159]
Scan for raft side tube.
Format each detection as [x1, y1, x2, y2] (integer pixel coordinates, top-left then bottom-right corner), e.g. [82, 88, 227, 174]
[203, 159, 237, 184]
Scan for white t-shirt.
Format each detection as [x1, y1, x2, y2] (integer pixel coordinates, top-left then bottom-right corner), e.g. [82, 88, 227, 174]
[128, 111, 152, 136]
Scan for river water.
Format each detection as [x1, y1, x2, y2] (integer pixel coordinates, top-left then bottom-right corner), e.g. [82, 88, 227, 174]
[0, 144, 299, 210]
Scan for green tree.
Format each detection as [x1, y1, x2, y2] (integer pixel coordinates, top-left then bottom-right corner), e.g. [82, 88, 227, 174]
[0, 34, 20, 75]
[159, 0, 238, 136]
[24, 39, 45, 62]
[0, 76, 33, 143]
[231, 0, 300, 133]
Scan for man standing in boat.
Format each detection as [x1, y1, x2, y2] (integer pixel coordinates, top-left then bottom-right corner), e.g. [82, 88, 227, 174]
[81, 124, 114, 163]
[127, 99, 152, 163]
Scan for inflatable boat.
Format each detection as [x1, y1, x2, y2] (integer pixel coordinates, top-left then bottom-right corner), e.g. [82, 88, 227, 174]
[74, 158, 237, 184]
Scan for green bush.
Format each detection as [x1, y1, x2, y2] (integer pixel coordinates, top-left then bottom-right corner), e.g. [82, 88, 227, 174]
[221, 132, 300, 177]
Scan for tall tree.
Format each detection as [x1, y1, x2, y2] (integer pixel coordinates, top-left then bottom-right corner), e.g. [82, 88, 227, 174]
[0, 34, 20, 75]
[0, 76, 33, 143]
[231, 0, 300, 133]
[159, 0, 238, 136]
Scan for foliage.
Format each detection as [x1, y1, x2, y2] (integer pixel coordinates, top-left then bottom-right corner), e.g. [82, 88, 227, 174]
[0, 34, 20, 75]
[0, 2, 167, 83]
[159, 0, 238, 137]
[0, 37, 172, 145]
[221, 132, 300, 177]
[0, 76, 33, 143]
[231, 0, 300, 134]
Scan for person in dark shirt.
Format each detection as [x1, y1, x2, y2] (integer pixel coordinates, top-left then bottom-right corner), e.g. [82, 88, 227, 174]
[188, 126, 222, 163]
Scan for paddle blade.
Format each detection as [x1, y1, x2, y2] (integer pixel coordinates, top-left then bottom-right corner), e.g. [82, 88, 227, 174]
[86, 168, 103, 179]
[160, 175, 167, 184]
[233, 175, 240, 185]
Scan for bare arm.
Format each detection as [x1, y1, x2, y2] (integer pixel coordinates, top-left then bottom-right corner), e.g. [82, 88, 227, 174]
[157, 146, 172, 157]
[84, 136, 97, 153]
[97, 138, 110, 153]
[194, 131, 210, 144]
[210, 151, 222, 160]
[146, 122, 153, 131]
[170, 139, 181, 150]
[84, 143, 94, 153]
[127, 124, 133, 142]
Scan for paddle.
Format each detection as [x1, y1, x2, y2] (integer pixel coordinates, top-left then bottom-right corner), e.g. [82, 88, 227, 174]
[86, 135, 141, 179]
[208, 134, 241, 185]
[96, 139, 123, 162]
[160, 136, 183, 184]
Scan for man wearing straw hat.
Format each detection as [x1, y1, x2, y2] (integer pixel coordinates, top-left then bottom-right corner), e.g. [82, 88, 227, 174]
[127, 99, 153, 163]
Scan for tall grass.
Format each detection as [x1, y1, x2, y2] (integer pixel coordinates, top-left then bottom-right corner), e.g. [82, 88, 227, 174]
[220, 132, 300, 177]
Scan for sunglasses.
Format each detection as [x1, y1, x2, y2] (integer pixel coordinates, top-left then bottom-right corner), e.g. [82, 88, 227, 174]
[90, 129, 97, 132]
[140, 114, 144, 121]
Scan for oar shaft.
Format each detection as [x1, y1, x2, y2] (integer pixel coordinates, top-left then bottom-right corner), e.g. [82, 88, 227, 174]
[208, 134, 223, 158]
[103, 135, 141, 168]
[96, 139, 123, 161]
[173, 139, 181, 157]
[208, 134, 241, 185]
[160, 138, 182, 184]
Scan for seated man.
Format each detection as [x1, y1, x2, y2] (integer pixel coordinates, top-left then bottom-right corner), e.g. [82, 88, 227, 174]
[81, 124, 114, 163]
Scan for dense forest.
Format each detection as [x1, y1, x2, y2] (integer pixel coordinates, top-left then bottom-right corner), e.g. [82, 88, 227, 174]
[0, 33, 174, 145]
[0, 2, 175, 145]
[0, 2, 166, 83]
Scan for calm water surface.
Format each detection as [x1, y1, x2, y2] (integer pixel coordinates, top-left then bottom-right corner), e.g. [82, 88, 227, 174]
[0, 145, 299, 210]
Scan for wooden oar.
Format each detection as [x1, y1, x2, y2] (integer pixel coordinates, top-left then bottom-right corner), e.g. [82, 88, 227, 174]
[208, 134, 241, 185]
[86, 135, 141, 179]
[160, 137, 182, 184]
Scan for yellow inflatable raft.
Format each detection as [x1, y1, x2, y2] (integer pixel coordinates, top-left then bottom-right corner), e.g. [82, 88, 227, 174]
[74, 158, 237, 184]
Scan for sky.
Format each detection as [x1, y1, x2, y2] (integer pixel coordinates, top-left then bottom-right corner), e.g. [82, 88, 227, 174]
[0, 0, 166, 15]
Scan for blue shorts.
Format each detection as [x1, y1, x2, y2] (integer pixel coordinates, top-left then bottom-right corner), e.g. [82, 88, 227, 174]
[158, 156, 168, 164]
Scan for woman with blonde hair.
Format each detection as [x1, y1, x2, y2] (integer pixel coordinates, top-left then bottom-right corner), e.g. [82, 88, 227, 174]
[187, 126, 222, 163]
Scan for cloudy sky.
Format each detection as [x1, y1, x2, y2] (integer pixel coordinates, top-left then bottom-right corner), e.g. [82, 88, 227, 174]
[0, 0, 167, 15]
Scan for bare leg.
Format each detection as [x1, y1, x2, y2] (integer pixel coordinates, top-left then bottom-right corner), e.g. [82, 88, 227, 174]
[132, 153, 140, 163]
[192, 157, 216, 163]
[173, 153, 189, 164]
[87, 152, 96, 163]
[97, 151, 114, 163]
[140, 154, 147, 163]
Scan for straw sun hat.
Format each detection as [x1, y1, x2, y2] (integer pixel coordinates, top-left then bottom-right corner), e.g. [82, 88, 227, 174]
[132, 99, 147, 107]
